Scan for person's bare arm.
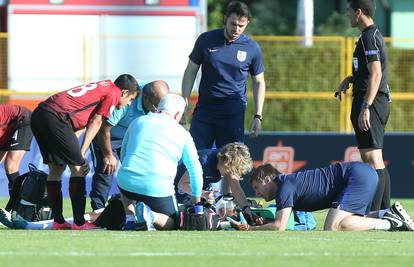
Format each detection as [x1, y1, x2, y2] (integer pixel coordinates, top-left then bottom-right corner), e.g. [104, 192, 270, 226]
[80, 114, 103, 157]
[358, 61, 382, 131]
[223, 174, 250, 208]
[249, 72, 266, 138]
[180, 59, 200, 125]
[233, 207, 292, 231]
[96, 121, 117, 175]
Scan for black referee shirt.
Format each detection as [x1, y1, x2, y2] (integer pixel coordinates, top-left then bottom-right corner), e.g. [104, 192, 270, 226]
[352, 24, 388, 96]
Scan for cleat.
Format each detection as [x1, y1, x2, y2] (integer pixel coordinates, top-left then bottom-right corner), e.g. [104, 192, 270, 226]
[122, 220, 137, 231]
[391, 202, 413, 221]
[135, 202, 155, 231]
[389, 202, 414, 231]
[10, 211, 29, 229]
[0, 208, 14, 229]
[71, 221, 100, 230]
[52, 221, 72, 230]
[383, 211, 414, 231]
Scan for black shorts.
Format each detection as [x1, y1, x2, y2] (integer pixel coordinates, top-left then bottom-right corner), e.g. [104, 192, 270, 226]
[351, 94, 390, 149]
[30, 108, 84, 166]
[118, 186, 178, 218]
[0, 115, 33, 151]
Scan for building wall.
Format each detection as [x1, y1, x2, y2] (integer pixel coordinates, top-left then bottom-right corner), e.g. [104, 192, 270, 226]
[7, 0, 204, 92]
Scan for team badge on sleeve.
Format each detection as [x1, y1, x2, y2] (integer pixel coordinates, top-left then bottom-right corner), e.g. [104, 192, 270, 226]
[237, 50, 247, 62]
[353, 57, 358, 71]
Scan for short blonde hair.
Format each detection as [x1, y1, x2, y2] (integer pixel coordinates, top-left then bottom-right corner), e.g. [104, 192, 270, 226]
[217, 142, 253, 179]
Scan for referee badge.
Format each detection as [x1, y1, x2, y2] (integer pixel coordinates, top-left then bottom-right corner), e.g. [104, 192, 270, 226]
[353, 57, 358, 71]
[237, 50, 247, 62]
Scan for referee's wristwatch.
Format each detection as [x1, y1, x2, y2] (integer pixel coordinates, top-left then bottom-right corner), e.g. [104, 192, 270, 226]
[361, 100, 371, 109]
[253, 114, 263, 122]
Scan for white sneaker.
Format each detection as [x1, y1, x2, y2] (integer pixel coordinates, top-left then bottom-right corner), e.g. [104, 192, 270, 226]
[0, 208, 14, 229]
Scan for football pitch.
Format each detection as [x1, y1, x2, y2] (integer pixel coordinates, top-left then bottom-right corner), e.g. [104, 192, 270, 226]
[1, 199, 414, 267]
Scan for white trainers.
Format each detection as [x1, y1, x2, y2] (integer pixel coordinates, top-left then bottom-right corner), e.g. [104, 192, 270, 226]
[0, 208, 14, 229]
[383, 202, 414, 231]
[135, 202, 156, 231]
[390, 202, 414, 231]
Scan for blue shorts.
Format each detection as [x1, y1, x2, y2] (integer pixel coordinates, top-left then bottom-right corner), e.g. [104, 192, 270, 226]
[335, 162, 378, 215]
[118, 187, 178, 218]
[189, 107, 244, 149]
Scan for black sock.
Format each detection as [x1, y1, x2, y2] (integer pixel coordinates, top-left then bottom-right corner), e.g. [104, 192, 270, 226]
[5, 172, 21, 211]
[381, 168, 391, 209]
[371, 169, 386, 212]
[6, 172, 20, 196]
[69, 176, 86, 226]
[47, 181, 65, 223]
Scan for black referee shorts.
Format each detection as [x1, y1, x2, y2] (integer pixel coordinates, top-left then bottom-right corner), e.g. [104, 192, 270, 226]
[30, 108, 85, 166]
[350, 94, 390, 149]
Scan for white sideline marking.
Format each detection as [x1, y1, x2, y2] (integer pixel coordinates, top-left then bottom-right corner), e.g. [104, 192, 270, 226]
[0, 251, 414, 257]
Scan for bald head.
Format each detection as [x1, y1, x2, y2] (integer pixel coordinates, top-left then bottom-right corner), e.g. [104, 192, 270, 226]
[142, 80, 170, 113]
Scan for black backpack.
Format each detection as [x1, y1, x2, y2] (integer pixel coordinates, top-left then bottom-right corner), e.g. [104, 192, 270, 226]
[10, 164, 50, 221]
[179, 205, 219, 231]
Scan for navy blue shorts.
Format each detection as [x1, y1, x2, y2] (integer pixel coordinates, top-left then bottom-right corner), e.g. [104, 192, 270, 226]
[189, 107, 244, 150]
[118, 187, 178, 218]
[334, 162, 378, 215]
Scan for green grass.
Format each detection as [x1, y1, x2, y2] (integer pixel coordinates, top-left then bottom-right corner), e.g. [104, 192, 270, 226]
[1, 199, 414, 267]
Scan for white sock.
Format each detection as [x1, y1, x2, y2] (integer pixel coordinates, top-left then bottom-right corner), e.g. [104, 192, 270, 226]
[126, 214, 136, 222]
[375, 219, 391, 230]
[378, 209, 390, 219]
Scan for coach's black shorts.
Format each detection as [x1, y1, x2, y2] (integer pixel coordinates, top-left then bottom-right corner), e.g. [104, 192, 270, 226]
[350, 94, 390, 149]
[118, 186, 178, 218]
[30, 108, 84, 166]
[0, 113, 33, 151]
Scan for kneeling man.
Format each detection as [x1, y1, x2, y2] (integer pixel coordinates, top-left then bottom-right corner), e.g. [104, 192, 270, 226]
[232, 162, 414, 231]
[117, 93, 203, 230]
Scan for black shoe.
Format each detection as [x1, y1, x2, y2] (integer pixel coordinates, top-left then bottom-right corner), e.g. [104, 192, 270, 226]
[383, 211, 414, 231]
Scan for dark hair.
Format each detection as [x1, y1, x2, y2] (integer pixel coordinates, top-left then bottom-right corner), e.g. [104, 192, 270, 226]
[348, 0, 376, 18]
[225, 1, 251, 20]
[249, 164, 281, 184]
[114, 74, 139, 93]
[142, 82, 154, 98]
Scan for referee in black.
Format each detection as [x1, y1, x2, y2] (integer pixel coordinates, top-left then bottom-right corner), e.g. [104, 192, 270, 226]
[336, 0, 391, 211]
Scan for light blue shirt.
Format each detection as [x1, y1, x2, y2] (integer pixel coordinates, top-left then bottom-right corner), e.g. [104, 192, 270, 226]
[107, 80, 149, 139]
[117, 112, 203, 198]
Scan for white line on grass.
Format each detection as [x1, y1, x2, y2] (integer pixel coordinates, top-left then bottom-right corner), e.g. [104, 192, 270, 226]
[1, 251, 414, 257]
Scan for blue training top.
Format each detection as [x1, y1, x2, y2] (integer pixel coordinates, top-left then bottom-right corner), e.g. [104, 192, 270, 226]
[106, 80, 149, 139]
[275, 162, 356, 212]
[117, 112, 203, 198]
[189, 29, 265, 115]
[175, 149, 221, 190]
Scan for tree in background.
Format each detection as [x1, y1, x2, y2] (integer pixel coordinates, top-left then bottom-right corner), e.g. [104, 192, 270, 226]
[207, 0, 360, 36]
[315, 11, 359, 36]
[207, 0, 296, 35]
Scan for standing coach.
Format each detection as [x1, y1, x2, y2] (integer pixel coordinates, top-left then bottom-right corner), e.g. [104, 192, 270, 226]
[181, 1, 266, 150]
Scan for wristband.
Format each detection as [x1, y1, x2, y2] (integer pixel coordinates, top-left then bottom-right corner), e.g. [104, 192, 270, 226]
[242, 205, 250, 212]
[253, 114, 262, 122]
[361, 100, 371, 109]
